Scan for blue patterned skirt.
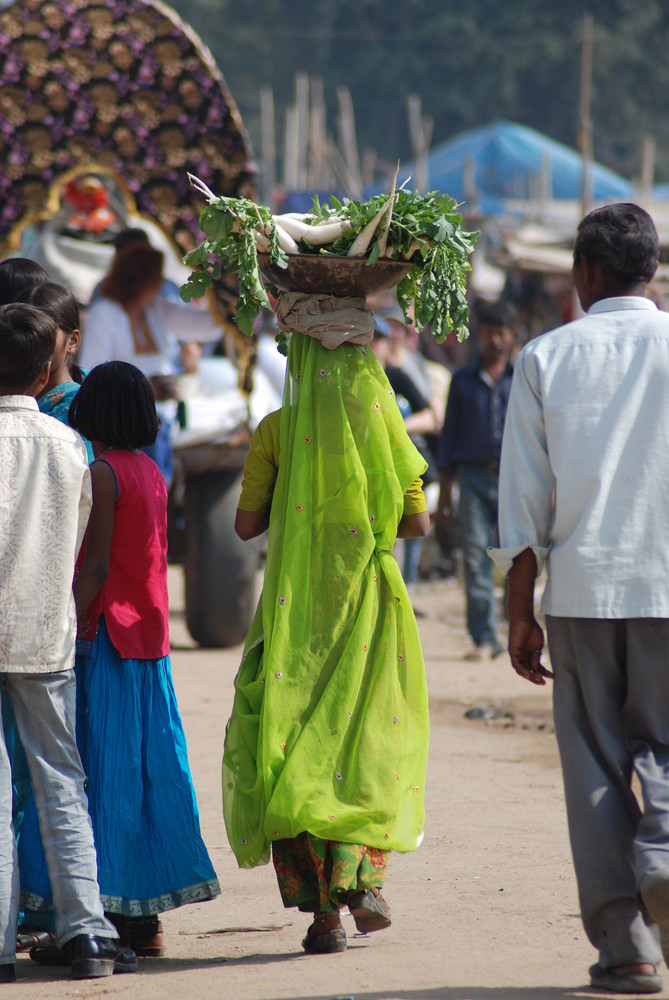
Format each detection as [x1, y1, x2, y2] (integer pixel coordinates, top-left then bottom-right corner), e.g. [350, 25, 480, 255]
[19, 618, 220, 916]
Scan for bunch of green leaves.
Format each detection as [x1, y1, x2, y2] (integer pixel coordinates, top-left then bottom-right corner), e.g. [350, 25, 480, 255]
[181, 188, 478, 345]
[308, 189, 479, 341]
[180, 195, 287, 337]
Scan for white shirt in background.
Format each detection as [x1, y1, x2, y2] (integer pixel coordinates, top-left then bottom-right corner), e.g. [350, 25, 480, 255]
[80, 297, 223, 378]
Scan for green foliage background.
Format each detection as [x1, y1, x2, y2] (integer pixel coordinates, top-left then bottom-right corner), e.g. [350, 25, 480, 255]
[169, 0, 669, 184]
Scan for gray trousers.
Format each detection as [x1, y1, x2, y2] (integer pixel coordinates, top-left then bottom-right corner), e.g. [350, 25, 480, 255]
[547, 616, 669, 968]
[0, 670, 115, 963]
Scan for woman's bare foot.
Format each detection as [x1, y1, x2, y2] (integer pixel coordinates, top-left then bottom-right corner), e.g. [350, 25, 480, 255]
[302, 910, 346, 954]
[612, 964, 658, 977]
[311, 910, 342, 934]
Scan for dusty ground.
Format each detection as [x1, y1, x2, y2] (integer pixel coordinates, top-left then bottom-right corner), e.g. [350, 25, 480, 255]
[12, 568, 666, 999]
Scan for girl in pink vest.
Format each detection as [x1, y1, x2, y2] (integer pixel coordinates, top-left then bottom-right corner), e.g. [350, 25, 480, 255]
[65, 361, 220, 956]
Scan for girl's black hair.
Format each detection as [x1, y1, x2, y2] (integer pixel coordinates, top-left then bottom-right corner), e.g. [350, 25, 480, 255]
[0, 258, 50, 307]
[17, 282, 84, 383]
[0, 303, 56, 389]
[68, 361, 160, 448]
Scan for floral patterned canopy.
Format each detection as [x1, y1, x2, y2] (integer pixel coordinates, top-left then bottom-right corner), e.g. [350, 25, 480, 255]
[0, 0, 256, 320]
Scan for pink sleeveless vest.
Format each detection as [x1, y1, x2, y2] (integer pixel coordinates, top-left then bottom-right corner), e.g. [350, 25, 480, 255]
[78, 449, 170, 660]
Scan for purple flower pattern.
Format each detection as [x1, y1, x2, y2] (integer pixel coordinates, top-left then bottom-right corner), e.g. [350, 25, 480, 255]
[0, 0, 255, 321]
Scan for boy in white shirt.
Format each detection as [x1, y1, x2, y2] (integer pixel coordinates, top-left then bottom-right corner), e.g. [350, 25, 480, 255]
[0, 303, 136, 981]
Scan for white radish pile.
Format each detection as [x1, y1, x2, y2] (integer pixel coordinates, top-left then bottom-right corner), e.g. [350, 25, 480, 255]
[187, 170, 405, 260]
[182, 171, 480, 346]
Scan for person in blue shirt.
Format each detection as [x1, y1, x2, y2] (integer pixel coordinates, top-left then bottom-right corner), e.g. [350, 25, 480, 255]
[436, 300, 517, 658]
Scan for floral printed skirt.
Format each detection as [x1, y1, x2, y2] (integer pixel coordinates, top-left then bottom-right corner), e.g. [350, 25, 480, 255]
[272, 832, 389, 913]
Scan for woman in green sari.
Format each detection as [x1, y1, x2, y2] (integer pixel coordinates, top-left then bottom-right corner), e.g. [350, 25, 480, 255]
[223, 313, 430, 954]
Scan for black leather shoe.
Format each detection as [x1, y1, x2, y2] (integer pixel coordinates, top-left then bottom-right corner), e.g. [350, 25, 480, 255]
[69, 934, 137, 979]
[29, 942, 69, 967]
[0, 964, 15, 983]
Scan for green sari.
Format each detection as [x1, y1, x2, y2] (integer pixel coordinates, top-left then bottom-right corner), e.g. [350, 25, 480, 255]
[222, 331, 430, 888]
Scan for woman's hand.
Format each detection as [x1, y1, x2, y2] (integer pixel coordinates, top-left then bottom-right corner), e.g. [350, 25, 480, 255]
[397, 509, 430, 538]
[235, 507, 270, 540]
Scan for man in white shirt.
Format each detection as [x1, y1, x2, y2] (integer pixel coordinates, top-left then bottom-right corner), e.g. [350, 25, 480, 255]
[0, 304, 136, 981]
[490, 203, 669, 995]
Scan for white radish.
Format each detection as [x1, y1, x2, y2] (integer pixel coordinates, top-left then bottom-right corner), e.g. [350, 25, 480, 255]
[272, 215, 351, 246]
[274, 223, 300, 254]
[187, 172, 217, 201]
[401, 239, 422, 260]
[346, 198, 394, 257]
[312, 215, 346, 224]
[376, 161, 400, 257]
[274, 212, 310, 221]
[301, 220, 352, 246]
[254, 230, 271, 252]
[274, 212, 347, 228]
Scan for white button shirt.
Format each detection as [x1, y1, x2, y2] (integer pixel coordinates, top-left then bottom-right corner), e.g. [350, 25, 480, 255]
[0, 395, 91, 671]
[490, 296, 669, 618]
[80, 297, 223, 378]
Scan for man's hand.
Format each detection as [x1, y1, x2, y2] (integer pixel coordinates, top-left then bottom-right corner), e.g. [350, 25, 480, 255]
[436, 472, 456, 529]
[508, 617, 553, 685]
[506, 547, 553, 685]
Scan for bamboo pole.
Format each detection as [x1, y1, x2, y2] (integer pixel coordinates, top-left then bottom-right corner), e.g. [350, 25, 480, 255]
[295, 71, 309, 191]
[361, 147, 378, 189]
[407, 93, 433, 194]
[578, 12, 594, 217]
[640, 134, 656, 208]
[308, 75, 328, 190]
[335, 85, 363, 196]
[259, 85, 276, 207]
[283, 104, 299, 191]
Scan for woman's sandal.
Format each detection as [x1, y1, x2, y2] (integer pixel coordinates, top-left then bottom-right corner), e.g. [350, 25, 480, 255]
[16, 925, 56, 953]
[347, 888, 391, 933]
[106, 913, 165, 957]
[127, 917, 165, 957]
[302, 914, 347, 955]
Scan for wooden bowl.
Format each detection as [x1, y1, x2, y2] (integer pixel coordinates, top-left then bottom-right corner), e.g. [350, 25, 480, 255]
[257, 253, 413, 298]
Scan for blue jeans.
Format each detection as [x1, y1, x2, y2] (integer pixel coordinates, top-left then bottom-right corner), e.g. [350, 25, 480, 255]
[402, 536, 423, 586]
[0, 670, 115, 962]
[458, 466, 500, 647]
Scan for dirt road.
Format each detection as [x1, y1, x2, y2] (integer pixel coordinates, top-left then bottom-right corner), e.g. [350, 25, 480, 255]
[15, 570, 664, 999]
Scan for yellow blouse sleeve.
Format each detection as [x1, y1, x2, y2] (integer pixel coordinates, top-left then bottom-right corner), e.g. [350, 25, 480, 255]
[238, 410, 281, 513]
[403, 476, 427, 515]
[240, 410, 425, 518]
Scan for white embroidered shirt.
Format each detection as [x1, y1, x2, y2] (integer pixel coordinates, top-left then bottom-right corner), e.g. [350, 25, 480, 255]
[0, 395, 91, 671]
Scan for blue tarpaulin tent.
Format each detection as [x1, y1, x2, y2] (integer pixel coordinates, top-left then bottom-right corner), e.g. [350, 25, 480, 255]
[371, 120, 632, 213]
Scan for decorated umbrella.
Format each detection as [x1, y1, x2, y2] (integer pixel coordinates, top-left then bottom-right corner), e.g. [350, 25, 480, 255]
[0, 0, 256, 330]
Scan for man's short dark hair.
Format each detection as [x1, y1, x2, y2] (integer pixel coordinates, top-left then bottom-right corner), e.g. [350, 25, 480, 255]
[474, 299, 518, 331]
[0, 303, 56, 389]
[573, 203, 659, 285]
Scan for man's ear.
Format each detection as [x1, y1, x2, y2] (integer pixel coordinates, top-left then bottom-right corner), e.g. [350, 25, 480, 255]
[577, 255, 596, 288]
[34, 359, 52, 396]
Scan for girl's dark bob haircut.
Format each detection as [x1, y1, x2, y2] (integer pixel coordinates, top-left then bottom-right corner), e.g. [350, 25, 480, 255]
[0, 257, 50, 307]
[69, 361, 160, 449]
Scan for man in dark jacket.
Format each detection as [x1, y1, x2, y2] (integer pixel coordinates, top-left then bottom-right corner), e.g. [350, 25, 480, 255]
[436, 300, 517, 658]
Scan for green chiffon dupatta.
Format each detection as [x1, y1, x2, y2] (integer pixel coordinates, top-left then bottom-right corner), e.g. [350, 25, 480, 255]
[223, 332, 430, 868]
